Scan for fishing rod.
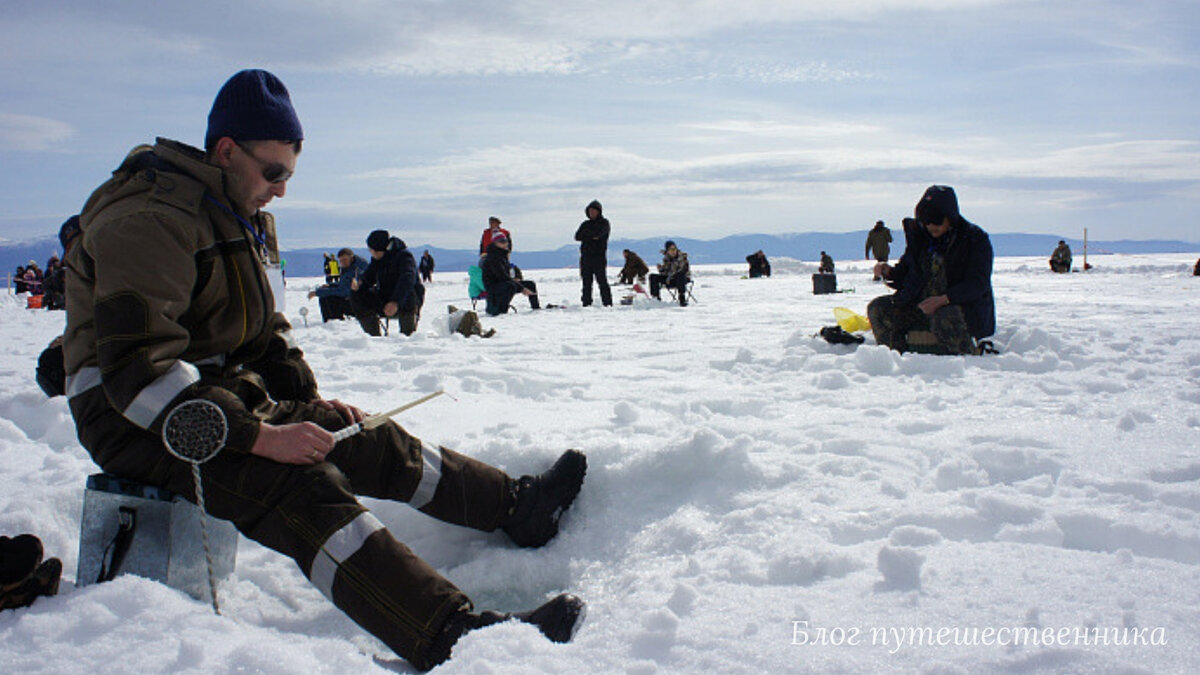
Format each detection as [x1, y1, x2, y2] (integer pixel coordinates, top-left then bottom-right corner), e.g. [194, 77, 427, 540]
[331, 390, 447, 442]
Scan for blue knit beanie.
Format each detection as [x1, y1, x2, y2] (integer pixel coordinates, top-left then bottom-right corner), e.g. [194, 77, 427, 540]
[205, 69, 303, 150]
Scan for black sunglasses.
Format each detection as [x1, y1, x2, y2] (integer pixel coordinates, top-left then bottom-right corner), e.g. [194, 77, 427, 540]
[235, 141, 293, 184]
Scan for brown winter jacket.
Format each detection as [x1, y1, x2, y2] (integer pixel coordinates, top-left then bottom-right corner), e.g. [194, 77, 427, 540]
[865, 225, 892, 261]
[619, 251, 649, 280]
[63, 139, 316, 463]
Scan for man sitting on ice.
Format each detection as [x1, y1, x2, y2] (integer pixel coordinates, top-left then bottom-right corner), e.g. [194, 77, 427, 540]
[481, 234, 540, 315]
[62, 68, 585, 671]
[1049, 240, 1072, 273]
[868, 185, 995, 355]
[649, 240, 691, 306]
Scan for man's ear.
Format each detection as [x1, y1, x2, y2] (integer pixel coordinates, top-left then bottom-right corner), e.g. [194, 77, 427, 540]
[211, 137, 237, 168]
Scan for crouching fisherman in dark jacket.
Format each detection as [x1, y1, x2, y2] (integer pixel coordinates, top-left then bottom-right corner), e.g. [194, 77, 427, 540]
[63, 69, 586, 671]
[352, 229, 424, 336]
[481, 233, 539, 315]
[868, 185, 995, 355]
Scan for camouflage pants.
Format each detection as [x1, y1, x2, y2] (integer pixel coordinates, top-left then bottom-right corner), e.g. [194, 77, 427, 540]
[867, 294, 975, 355]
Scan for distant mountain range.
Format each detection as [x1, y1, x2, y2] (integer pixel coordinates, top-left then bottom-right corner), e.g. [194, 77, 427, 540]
[4, 231, 1197, 281]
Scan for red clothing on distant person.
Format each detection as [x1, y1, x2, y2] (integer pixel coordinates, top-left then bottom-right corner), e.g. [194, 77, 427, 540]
[480, 225, 511, 253]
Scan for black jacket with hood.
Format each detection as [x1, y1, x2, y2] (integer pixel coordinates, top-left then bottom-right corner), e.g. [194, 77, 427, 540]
[888, 217, 995, 339]
[358, 236, 425, 312]
[480, 241, 524, 292]
[574, 200, 610, 262]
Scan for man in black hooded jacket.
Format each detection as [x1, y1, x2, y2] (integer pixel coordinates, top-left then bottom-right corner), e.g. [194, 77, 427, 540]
[574, 200, 612, 307]
[351, 229, 425, 336]
[868, 185, 995, 355]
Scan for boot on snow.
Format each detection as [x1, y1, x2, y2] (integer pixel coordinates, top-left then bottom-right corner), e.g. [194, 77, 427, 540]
[421, 593, 587, 670]
[0, 534, 43, 586]
[502, 449, 587, 548]
[1, 535, 61, 612]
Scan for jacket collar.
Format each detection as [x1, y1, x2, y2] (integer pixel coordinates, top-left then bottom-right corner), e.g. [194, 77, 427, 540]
[153, 137, 238, 212]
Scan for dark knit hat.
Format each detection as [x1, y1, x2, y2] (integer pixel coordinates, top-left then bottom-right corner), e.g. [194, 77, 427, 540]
[915, 185, 959, 226]
[59, 215, 82, 251]
[205, 69, 304, 150]
[663, 240, 676, 251]
[367, 229, 390, 252]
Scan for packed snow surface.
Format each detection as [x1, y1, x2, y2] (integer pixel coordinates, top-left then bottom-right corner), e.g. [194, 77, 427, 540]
[1, 254, 1198, 674]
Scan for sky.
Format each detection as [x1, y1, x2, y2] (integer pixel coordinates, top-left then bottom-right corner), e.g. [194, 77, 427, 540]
[1, 0, 1198, 250]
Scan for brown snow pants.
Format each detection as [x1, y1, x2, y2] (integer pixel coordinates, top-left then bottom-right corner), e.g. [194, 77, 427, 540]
[71, 390, 514, 669]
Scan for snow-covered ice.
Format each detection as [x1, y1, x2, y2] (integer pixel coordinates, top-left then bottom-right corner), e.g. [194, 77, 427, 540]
[1, 253, 1198, 673]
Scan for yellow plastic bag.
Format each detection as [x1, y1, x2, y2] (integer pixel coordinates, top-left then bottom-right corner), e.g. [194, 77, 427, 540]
[833, 307, 871, 333]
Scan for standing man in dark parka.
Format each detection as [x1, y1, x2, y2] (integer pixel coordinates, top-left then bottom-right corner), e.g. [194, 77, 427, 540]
[574, 200, 612, 307]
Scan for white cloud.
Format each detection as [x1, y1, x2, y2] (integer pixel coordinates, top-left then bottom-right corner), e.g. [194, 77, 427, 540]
[0, 113, 75, 151]
[296, 124, 1199, 245]
[979, 141, 1200, 182]
[369, 32, 582, 76]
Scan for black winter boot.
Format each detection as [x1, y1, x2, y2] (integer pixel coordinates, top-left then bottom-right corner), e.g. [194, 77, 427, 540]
[421, 594, 587, 670]
[0, 534, 43, 587]
[1, 558, 61, 612]
[502, 450, 587, 548]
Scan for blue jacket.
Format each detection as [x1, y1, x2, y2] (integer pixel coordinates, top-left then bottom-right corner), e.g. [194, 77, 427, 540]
[314, 255, 368, 299]
[888, 217, 995, 339]
[356, 237, 425, 312]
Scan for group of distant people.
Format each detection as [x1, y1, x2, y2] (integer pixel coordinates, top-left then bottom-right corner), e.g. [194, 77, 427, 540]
[729, 193, 998, 357]
[301, 184, 1004, 356]
[10, 215, 81, 310]
[307, 232, 428, 337]
[614, 243, 692, 305]
[11, 261, 43, 295]
[303, 197, 704, 334]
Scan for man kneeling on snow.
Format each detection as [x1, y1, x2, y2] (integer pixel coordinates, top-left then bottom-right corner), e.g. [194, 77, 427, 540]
[62, 68, 586, 671]
[868, 185, 995, 355]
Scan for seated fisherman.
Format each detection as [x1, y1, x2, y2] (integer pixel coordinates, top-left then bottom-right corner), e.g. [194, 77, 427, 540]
[818, 251, 834, 275]
[868, 185, 995, 355]
[649, 240, 691, 306]
[746, 250, 771, 278]
[481, 234, 539, 315]
[1049, 240, 1072, 273]
[308, 247, 368, 322]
